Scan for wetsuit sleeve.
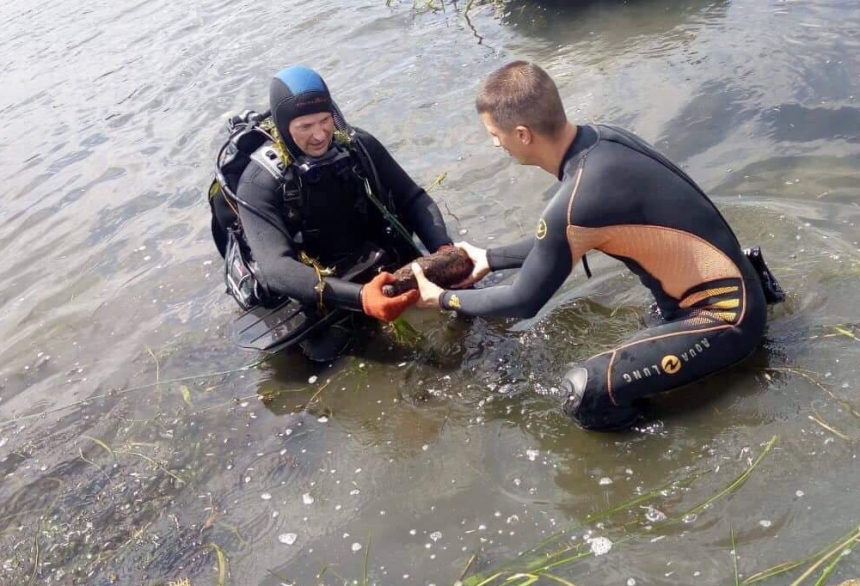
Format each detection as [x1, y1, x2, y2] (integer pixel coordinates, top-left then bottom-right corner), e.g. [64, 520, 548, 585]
[236, 164, 363, 310]
[438, 187, 574, 318]
[487, 237, 535, 271]
[356, 130, 452, 251]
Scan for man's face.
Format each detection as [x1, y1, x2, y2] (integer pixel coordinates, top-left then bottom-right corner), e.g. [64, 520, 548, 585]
[288, 112, 335, 157]
[480, 112, 531, 164]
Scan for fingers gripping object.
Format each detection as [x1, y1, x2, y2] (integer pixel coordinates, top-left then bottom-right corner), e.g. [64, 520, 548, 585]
[361, 272, 420, 322]
[382, 247, 474, 297]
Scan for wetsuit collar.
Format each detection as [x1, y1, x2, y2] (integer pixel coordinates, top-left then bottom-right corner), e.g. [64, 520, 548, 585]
[557, 125, 597, 180]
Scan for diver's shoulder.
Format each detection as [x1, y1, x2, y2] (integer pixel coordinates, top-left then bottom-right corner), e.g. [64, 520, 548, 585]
[351, 127, 381, 146]
[237, 159, 282, 199]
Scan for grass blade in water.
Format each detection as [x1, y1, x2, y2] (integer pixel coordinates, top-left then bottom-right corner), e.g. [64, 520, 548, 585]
[812, 537, 858, 586]
[731, 526, 740, 586]
[744, 524, 860, 585]
[683, 435, 777, 518]
[206, 543, 229, 586]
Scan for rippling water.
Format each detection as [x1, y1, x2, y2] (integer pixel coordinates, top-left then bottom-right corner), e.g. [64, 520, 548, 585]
[1, 0, 860, 584]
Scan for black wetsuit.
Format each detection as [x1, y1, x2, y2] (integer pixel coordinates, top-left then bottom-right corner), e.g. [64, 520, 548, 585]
[439, 125, 767, 430]
[236, 128, 451, 310]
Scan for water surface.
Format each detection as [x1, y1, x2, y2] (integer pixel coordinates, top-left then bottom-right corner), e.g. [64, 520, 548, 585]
[1, 0, 860, 584]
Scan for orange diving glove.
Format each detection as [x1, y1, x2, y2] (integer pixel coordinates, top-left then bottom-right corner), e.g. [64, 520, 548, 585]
[361, 272, 420, 322]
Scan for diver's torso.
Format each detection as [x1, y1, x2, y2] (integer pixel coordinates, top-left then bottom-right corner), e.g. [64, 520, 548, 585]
[246, 144, 398, 268]
[559, 125, 756, 315]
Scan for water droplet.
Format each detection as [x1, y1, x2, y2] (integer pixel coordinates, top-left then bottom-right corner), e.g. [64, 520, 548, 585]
[759, 520, 772, 528]
[318, 416, 329, 423]
[599, 477, 613, 486]
[644, 506, 667, 523]
[627, 579, 637, 586]
[351, 542, 362, 552]
[430, 531, 442, 542]
[308, 375, 318, 384]
[796, 490, 805, 497]
[302, 493, 314, 505]
[279, 533, 297, 545]
[682, 513, 697, 524]
[526, 449, 539, 461]
[261, 493, 272, 500]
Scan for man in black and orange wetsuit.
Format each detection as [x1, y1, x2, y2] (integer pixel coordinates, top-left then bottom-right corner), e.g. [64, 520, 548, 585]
[413, 61, 775, 430]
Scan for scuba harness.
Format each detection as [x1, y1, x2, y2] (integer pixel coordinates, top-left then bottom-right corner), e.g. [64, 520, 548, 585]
[208, 107, 421, 311]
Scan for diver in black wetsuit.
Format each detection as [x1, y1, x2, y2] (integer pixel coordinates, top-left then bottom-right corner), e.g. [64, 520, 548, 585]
[213, 65, 452, 361]
[413, 61, 775, 430]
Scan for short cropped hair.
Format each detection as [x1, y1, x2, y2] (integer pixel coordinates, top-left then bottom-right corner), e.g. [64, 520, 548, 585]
[476, 61, 567, 137]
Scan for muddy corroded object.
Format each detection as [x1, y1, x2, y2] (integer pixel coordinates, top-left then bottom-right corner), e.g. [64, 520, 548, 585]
[382, 247, 474, 297]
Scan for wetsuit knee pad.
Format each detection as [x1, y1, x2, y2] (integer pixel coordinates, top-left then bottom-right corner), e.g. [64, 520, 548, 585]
[560, 366, 644, 432]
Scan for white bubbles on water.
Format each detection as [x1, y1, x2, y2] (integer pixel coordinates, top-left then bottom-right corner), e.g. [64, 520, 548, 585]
[644, 506, 667, 523]
[589, 537, 612, 556]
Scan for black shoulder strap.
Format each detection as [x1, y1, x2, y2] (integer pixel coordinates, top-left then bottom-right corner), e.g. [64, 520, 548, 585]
[349, 136, 421, 255]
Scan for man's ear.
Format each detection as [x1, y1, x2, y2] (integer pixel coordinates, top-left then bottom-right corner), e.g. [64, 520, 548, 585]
[516, 125, 532, 145]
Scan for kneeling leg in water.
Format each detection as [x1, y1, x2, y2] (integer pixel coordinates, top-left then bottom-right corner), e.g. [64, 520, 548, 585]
[561, 280, 767, 430]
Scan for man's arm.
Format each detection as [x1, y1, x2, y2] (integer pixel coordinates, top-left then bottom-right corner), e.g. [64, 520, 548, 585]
[356, 130, 452, 251]
[236, 164, 363, 309]
[436, 195, 573, 319]
[486, 237, 535, 271]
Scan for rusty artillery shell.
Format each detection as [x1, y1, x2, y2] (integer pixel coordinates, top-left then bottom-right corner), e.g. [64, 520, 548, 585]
[382, 247, 474, 297]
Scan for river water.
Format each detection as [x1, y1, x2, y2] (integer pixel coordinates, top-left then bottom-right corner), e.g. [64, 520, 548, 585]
[1, 0, 859, 584]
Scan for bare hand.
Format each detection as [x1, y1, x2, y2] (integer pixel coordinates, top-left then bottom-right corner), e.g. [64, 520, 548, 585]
[412, 263, 443, 309]
[449, 241, 490, 289]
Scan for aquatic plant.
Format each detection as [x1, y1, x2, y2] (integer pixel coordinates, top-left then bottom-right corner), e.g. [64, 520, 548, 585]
[459, 437, 778, 585]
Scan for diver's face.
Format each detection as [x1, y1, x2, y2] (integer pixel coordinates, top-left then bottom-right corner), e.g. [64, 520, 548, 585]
[289, 112, 335, 157]
[480, 112, 532, 164]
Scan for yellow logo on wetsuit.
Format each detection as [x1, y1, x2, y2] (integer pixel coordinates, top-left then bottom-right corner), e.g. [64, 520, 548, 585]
[448, 294, 461, 309]
[535, 218, 548, 240]
[661, 354, 682, 374]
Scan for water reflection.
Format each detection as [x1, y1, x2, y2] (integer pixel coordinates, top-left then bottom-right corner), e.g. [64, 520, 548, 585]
[500, 0, 730, 47]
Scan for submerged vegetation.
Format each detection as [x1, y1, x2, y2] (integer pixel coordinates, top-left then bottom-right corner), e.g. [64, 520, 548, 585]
[4, 325, 860, 584]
